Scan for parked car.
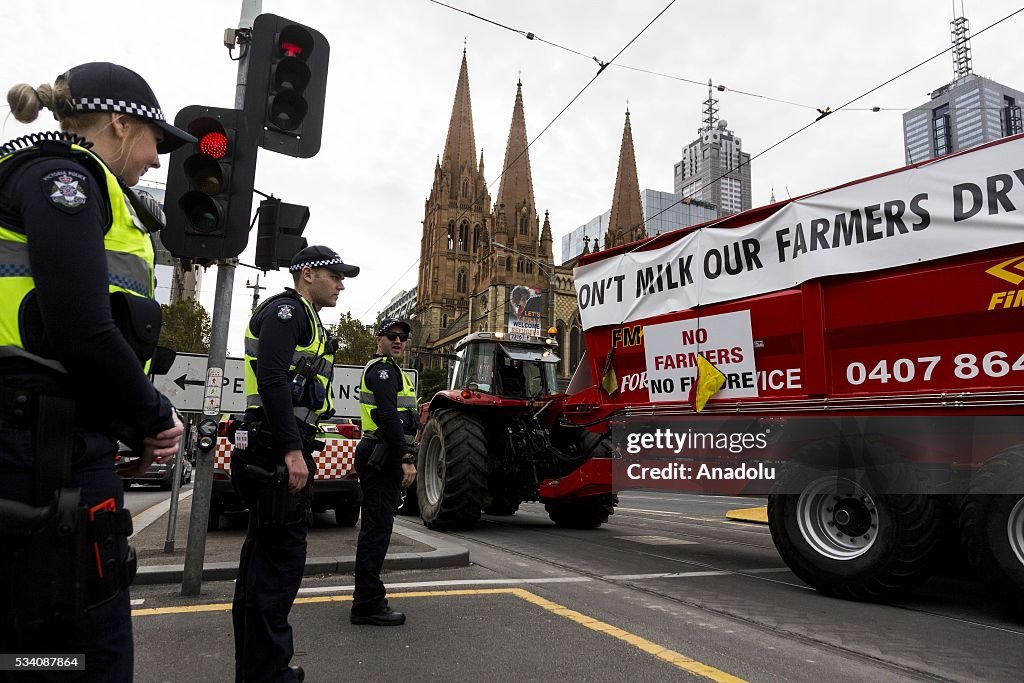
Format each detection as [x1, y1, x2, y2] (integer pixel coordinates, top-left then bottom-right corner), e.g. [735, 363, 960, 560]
[117, 444, 193, 491]
[207, 417, 362, 530]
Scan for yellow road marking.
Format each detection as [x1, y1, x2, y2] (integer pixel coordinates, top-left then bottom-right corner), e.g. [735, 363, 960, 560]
[134, 588, 745, 682]
[725, 507, 768, 524]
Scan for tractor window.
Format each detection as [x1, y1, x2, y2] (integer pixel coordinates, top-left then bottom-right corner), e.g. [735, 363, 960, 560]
[456, 342, 496, 393]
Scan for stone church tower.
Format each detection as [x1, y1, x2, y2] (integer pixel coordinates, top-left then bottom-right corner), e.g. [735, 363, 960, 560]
[414, 50, 491, 362]
[413, 53, 555, 368]
[603, 110, 646, 249]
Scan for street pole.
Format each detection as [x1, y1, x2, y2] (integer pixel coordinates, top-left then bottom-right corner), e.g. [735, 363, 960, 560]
[247, 274, 266, 315]
[547, 263, 555, 333]
[163, 412, 193, 552]
[181, 0, 261, 596]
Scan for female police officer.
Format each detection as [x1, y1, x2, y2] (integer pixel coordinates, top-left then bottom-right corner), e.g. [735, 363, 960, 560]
[0, 62, 186, 680]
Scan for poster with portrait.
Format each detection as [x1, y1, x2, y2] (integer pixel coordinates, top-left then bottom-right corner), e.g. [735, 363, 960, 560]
[508, 285, 543, 340]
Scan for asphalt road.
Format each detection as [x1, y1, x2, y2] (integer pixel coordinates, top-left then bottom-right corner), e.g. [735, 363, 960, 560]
[127, 490, 1024, 682]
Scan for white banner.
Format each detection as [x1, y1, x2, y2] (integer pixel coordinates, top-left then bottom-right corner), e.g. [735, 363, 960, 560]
[643, 310, 757, 402]
[574, 136, 1024, 330]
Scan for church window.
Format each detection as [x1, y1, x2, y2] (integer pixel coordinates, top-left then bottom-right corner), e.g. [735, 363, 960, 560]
[570, 326, 583, 371]
[459, 222, 468, 251]
[520, 215, 528, 235]
[457, 269, 467, 293]
[473, 225, 481, 251]
[442, 314, 449, 329]
[517, 257, 524, 273]
[447, 222, 455, 250]
[505, 257, 511, 271]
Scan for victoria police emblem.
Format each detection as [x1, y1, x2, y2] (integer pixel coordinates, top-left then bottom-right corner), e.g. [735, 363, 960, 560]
[42, 169, 88, 213]
[277, 305, 294, 320]
[378, 368, 390, 381]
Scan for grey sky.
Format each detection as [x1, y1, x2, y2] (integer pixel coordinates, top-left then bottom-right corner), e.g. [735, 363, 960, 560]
[4, 1, 1022, 355]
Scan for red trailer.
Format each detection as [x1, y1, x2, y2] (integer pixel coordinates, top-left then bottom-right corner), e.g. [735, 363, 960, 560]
[565, 133, 1024, 609]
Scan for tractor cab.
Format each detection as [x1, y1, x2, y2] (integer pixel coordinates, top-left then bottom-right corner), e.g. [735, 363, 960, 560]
[449, 331, 560, 399]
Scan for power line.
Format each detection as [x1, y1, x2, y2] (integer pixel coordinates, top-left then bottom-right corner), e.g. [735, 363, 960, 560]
[360, 0, 681, 319]
[631, 5, 1024, 242]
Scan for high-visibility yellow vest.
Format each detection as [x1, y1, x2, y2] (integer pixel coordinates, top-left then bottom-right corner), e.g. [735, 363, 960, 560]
[244, 292, 335, 426]
[0, 142, 156, 373]
[359, 355, 416, 435]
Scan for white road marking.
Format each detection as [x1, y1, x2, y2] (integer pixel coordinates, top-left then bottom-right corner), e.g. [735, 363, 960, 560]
[128, 489, 194, 539]
[130, 599, 145, 606]
[604, 568, 791, 580]
[616, 535, 699, 545]
[297, 568, 791, 594]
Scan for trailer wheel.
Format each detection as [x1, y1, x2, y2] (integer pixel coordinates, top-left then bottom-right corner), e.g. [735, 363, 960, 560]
[545, 493, 618, 529]
[960, 448, 1024, 616]
[417, 410, 489, 530]
[484, 495, 520, 516]
[768, 459, 942, 601]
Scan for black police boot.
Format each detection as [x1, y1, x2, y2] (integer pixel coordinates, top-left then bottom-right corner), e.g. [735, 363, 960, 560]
[290, 665, 305, 682]
[350, 606, 406, 626]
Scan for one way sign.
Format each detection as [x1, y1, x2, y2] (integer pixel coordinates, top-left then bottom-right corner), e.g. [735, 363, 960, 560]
[154, 352, 417, 419]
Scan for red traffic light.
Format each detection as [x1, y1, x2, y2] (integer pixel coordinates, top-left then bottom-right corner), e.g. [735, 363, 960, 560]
[199, 131, 229, 159]
[279, 40, 304, 58]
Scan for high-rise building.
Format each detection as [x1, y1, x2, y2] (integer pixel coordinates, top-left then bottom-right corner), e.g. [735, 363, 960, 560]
[380, 287, 417, 323]
[902, 12, 1024, 164]
[673, 81, 752, 218]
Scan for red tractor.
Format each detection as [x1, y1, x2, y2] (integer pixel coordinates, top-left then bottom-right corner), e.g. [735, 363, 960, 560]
[408, 331, 616, 530]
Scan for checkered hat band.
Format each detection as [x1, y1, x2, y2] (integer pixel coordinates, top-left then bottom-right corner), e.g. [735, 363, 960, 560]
[71, 97, 166, 122]
[290, 257, 344, 272]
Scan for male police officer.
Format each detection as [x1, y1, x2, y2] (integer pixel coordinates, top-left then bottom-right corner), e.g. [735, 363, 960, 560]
[231, 245, 358, 682]
[351, 318, 417, 625]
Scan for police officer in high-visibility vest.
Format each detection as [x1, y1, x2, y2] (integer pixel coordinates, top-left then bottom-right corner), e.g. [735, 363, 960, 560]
[0, 63, 187, 679]
[231, 245, 358, 683]
[351, 318, 417, 626]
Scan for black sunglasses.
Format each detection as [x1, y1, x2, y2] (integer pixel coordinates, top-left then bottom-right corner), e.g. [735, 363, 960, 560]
[385, 332, 409, 342]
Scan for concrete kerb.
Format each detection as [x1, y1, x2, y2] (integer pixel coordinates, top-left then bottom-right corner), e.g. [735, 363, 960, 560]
[133, 515, 470, 586]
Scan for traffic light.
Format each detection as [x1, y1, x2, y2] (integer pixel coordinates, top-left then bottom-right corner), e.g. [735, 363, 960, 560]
[244, 13, 330, 158]
[161, 106, 257, 261]
[254, 198, 309, 271]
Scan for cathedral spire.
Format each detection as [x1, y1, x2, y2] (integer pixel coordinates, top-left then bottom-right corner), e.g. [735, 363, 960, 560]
[605, 109, 646, 249]
[494, 79, 537, 244]
[441, 50, 479, 201]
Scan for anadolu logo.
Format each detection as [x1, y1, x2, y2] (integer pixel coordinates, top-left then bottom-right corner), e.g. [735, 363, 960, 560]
[985, 256, 1024, 310]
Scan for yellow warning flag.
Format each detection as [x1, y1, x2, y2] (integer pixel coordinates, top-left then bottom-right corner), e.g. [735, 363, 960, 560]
[688, 353, 726, 413]
[600, 348, 619, 395]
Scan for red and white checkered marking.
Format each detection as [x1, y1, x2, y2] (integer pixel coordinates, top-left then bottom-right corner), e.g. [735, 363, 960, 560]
[214, 436, 357, 480]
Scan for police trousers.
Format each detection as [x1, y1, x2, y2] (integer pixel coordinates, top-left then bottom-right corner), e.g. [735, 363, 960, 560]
[352, 438, 403, 615]
[0, 414, 133, 683]
[230, 445, 313, 683]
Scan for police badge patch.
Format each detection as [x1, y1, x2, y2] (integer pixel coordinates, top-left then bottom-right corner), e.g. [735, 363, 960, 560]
[378, 368, 390, 381]
[42, 169, 89, 213]
[277, 305, 294, 320]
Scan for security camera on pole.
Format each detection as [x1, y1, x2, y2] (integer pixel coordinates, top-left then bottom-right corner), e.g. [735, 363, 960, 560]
[177, 0, 330, 596]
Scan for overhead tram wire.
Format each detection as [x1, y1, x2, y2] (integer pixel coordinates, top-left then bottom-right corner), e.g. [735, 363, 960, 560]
[626, 4, 1024, 245]
[361, 0, 681, 319]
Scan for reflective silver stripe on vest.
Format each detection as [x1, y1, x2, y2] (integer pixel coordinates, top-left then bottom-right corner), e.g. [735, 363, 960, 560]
[106, 250, 152, 296]
[244, 337, 258, 357]
[359, 390, 417, 409]
[0, 240, 31, 277]
[0, 241, 150, 296]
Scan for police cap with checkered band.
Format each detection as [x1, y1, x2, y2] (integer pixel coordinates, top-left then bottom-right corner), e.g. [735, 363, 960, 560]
[289, 245, 360, 277]
[58, 62, 196, 154]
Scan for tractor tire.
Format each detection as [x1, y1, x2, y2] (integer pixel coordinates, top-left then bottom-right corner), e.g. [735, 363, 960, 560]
[545, 494, 617, 529]
[417, 410, 489, 530]
[959, 447, 1024, 616]
[334, 505, 360, 527]
[397, 485, 420, 517]
[768, 457, 943, 601]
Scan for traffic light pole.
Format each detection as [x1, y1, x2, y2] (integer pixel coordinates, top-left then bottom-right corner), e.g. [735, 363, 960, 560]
[181, 0, 262, 596]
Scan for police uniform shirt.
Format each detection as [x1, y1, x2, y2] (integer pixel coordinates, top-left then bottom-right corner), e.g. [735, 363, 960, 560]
[249, 290, 327, 452]
[0, 152, 173, 438]
[364, 355, 412, 457]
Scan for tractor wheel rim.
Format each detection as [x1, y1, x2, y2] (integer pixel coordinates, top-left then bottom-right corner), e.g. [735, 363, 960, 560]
[423, 433, 445, 504]
[1009, 496, 1024, 568]
[796, 476, 878, 561]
